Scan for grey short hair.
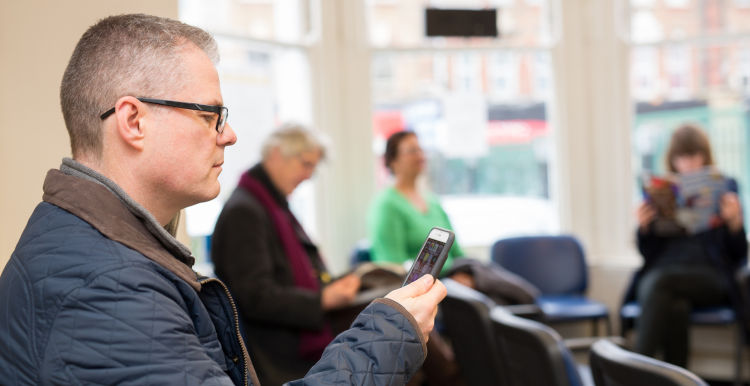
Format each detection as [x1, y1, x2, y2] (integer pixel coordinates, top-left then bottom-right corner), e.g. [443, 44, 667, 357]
[60, 14, 219, 159]
[261, 124, 328, 161]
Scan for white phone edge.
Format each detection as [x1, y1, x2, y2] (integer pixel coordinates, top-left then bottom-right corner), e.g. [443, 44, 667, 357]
[427, 228, 450, 243]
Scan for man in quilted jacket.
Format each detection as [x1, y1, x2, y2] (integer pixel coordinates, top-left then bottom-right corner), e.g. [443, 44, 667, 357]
[0, 14, 446, 386]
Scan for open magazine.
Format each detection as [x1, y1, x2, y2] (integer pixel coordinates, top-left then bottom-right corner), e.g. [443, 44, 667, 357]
[642, 166, 728, 236]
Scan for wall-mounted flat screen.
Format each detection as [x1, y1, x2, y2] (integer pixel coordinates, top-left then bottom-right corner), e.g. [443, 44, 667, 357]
[425, 9, 498, 37]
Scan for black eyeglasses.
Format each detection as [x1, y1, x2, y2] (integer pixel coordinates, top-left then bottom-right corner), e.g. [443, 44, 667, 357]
[100, 97, 229, 134]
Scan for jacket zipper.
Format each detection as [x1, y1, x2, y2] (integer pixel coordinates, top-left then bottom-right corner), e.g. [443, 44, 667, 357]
[198, 277, 250, 386]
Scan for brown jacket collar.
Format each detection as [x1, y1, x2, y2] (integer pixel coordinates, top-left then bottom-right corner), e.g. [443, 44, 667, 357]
[42, 169, 201, 291]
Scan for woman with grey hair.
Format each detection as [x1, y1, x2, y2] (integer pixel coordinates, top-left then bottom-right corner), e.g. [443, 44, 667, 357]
[212, 124, 361, 386]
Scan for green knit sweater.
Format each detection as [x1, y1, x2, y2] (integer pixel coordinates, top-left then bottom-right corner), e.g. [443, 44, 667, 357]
[367, 187, 464, 275]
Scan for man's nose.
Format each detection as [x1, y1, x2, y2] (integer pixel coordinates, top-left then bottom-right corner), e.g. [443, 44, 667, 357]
[218, 122, 237, 146]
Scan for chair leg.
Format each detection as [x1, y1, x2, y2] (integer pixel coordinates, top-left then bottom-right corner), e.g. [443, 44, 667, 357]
[605, 315, 613, 336]
[592, 318, 599, 336]
[734, 324, 743, 386]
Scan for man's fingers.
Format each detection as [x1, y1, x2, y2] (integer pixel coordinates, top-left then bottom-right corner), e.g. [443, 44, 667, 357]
[421, 306, 439, 339]
[388, 274, 434, 300]
[418, 279, 447, 308]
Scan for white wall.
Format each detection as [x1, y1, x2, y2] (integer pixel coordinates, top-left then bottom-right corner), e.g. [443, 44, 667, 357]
[0, 1, 181, 270]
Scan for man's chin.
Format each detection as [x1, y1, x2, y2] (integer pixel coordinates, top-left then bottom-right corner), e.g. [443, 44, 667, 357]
[204, 182, 222, 202]
[188, 182, 222, 207]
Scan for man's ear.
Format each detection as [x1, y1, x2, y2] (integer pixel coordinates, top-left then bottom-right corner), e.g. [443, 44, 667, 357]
[112, 96, 146, 151]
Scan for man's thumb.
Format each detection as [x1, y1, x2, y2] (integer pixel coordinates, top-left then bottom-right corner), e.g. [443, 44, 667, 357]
[395, 274, 434, 299]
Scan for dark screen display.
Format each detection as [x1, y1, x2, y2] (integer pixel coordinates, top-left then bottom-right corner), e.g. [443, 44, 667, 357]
[405, 239, 446, 284]
[425, 9, 499, 37]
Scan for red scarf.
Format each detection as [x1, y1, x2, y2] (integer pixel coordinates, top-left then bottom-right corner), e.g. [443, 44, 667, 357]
[238, 172, 333, 360]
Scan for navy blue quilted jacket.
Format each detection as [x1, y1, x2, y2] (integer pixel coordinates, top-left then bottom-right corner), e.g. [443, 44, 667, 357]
[0, 170, 426, 385]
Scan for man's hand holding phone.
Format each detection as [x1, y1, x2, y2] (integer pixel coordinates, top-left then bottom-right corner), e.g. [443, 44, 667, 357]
[385, 274, 447, 342]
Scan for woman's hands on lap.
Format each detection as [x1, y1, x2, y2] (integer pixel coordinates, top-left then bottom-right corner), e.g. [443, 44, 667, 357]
[322, 274, 361, 311]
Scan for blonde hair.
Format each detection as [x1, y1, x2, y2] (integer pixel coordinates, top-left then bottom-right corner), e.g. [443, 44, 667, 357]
[261, 123, 328, 161]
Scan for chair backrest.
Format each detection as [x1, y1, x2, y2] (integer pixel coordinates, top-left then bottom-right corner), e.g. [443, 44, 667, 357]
[490, 306, 584, 386]
[589, 340, 708, 386]
[736, 266, 750, 305]
[491, 235, 587, 295]
[441, 279, 508, 386]
[734, 266, 750, 338]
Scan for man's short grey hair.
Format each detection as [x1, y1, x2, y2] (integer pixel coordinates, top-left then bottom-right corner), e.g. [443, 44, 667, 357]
[60, 14, 219, 159]
[261, 124, 328, 161]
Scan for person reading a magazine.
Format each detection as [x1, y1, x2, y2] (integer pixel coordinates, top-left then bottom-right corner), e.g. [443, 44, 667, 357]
[626, 124, 748, 368]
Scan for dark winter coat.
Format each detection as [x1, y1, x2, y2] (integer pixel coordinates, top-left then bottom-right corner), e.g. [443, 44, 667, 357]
[212, 164, 331, 385]
[0, 169, 426, 386]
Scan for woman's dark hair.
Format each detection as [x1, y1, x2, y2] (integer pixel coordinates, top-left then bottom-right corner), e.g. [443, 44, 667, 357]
[384, 131, 416, 172]
[665, 123, 714, 173]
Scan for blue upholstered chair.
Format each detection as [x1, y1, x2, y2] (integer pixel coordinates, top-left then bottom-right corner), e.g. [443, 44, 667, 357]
[491, 235, 611, 335]
[590, 340, 708, 386]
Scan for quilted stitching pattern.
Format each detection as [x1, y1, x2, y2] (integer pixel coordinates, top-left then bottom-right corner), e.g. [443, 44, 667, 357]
[286, 302, 424, 386]
[0, 203, 234, 386]
[0, 202, 426, 386]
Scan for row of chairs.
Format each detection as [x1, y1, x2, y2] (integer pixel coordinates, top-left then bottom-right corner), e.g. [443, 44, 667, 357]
[442, 278, 710, 386]
[352, 236, 612, 334]
[352, 235, 748, 384]
[493, 236, 747, 386]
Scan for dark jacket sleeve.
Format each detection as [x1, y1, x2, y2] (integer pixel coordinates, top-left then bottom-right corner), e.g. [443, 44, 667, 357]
[712, 224, 748, 267]
[721, 180, 748, 266]
[636, 227, 662, 265]
[284, 299, 426, 386]
[42, 266, 234, 386]
[638, 220, 748, 267]
[212, 199, 325, 330]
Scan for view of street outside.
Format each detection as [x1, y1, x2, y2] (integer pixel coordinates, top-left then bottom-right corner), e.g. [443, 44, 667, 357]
[628, 0, 750, 224]
[367, 0, 558, 246]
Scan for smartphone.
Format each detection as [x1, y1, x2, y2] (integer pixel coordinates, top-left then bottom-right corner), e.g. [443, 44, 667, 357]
[402, 227, 455, 287]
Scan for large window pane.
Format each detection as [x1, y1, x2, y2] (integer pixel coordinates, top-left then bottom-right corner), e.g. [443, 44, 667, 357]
[180, 2, 316, 263]
[180, 0, 315, 44]
[371, 50, 558, 246]
[628, 0, 750, 228]
[629, 0, 750, 44]
[366, 0, 554, 49]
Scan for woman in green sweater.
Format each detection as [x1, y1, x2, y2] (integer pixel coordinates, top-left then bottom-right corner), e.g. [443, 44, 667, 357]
[368, 131, 464, 275]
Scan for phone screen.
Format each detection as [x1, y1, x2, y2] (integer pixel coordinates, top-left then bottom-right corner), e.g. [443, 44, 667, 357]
[404, 238, 446, 285]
